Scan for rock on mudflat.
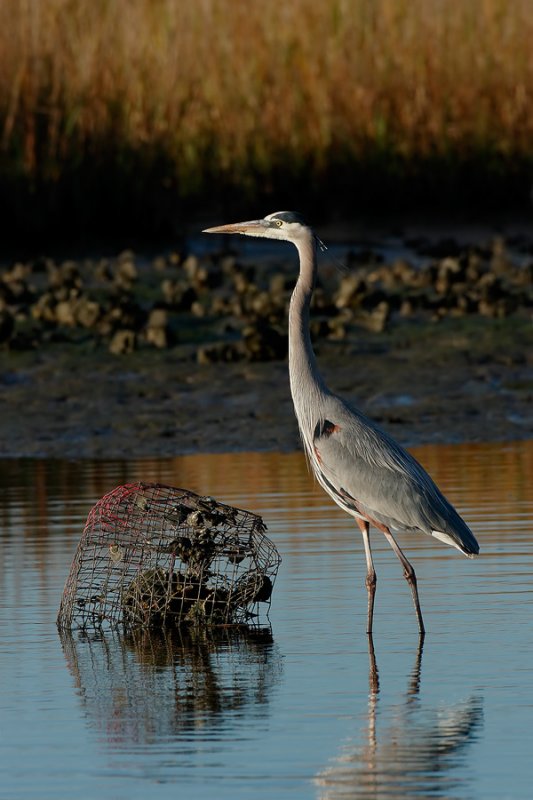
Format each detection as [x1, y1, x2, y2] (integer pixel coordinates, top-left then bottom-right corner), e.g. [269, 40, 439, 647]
[0, 237, 531, 356]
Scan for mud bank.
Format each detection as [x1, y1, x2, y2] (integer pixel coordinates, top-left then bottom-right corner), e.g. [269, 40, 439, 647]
[1, 315, 531, 459]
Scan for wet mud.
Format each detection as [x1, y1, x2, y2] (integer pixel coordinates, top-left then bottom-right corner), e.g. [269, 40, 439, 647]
[1, 316, 531, 459]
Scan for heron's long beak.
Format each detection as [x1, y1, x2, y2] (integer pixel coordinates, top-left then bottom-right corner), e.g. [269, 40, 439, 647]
[203, 219, 269, 235]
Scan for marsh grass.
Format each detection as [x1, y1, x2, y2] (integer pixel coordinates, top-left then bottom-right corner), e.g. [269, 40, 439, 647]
[1, 0, 533, 237]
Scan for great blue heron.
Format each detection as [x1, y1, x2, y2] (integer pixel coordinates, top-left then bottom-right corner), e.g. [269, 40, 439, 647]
[203, 211, 480, 634]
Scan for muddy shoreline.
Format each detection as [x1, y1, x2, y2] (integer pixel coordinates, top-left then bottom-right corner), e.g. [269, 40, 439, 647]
[1, 315, 531, 459]
[1, 229, 532, 459]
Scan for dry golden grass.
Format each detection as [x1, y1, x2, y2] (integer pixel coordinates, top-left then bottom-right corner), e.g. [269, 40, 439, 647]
[1, 0, 532, 209]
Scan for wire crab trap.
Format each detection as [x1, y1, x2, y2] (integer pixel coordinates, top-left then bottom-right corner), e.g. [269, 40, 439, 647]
[57, 482, 281, 632]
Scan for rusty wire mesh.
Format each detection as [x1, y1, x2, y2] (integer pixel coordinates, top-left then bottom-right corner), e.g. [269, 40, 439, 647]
[57, 482, 281, 632]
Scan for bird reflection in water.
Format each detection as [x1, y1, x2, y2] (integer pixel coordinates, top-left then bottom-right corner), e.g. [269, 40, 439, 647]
[315, 636, 482, 799]
[59, 626, 282, 746]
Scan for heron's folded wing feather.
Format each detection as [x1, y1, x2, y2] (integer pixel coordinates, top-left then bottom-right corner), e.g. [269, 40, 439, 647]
[314, 397, 477, 551]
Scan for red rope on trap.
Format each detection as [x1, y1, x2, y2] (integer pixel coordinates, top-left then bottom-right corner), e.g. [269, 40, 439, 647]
[85, 482, 142, 531]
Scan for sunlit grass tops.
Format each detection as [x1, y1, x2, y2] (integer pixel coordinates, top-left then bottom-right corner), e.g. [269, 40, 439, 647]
[1, 0, 532, 224]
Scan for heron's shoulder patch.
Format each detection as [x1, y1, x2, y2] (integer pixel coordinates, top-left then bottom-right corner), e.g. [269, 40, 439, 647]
[313, 419, 341, 440]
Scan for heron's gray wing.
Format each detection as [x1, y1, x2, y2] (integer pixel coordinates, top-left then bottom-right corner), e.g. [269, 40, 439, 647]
[312, 396, 478, 554]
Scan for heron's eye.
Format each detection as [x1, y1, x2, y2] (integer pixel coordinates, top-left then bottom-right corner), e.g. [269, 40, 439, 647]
[275, 220, 283, 227]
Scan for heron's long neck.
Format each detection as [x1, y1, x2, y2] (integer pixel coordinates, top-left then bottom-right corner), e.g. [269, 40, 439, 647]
[289, 237, 329, 433]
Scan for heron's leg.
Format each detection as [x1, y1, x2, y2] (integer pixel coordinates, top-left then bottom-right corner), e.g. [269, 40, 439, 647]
[367, 632, 380, 697]
[381, 528, 425, 635]
[357, 518, 377, 634]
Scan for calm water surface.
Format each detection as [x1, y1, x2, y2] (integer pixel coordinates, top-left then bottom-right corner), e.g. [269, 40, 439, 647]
[1, 441, 532, 800]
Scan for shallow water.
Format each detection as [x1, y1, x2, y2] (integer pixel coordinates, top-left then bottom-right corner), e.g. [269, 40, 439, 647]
[1, 441, 532, 799]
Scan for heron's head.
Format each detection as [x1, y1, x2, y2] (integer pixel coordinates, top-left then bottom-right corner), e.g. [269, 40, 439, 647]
[203, 211, 311, 244]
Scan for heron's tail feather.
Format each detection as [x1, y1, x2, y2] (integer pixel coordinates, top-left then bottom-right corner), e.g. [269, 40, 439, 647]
[431, 528, 479, 558]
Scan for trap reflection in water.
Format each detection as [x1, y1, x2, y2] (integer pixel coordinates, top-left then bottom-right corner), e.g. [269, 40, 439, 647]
[315, 635, 483, 799]
[59, 625, 282, 746]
